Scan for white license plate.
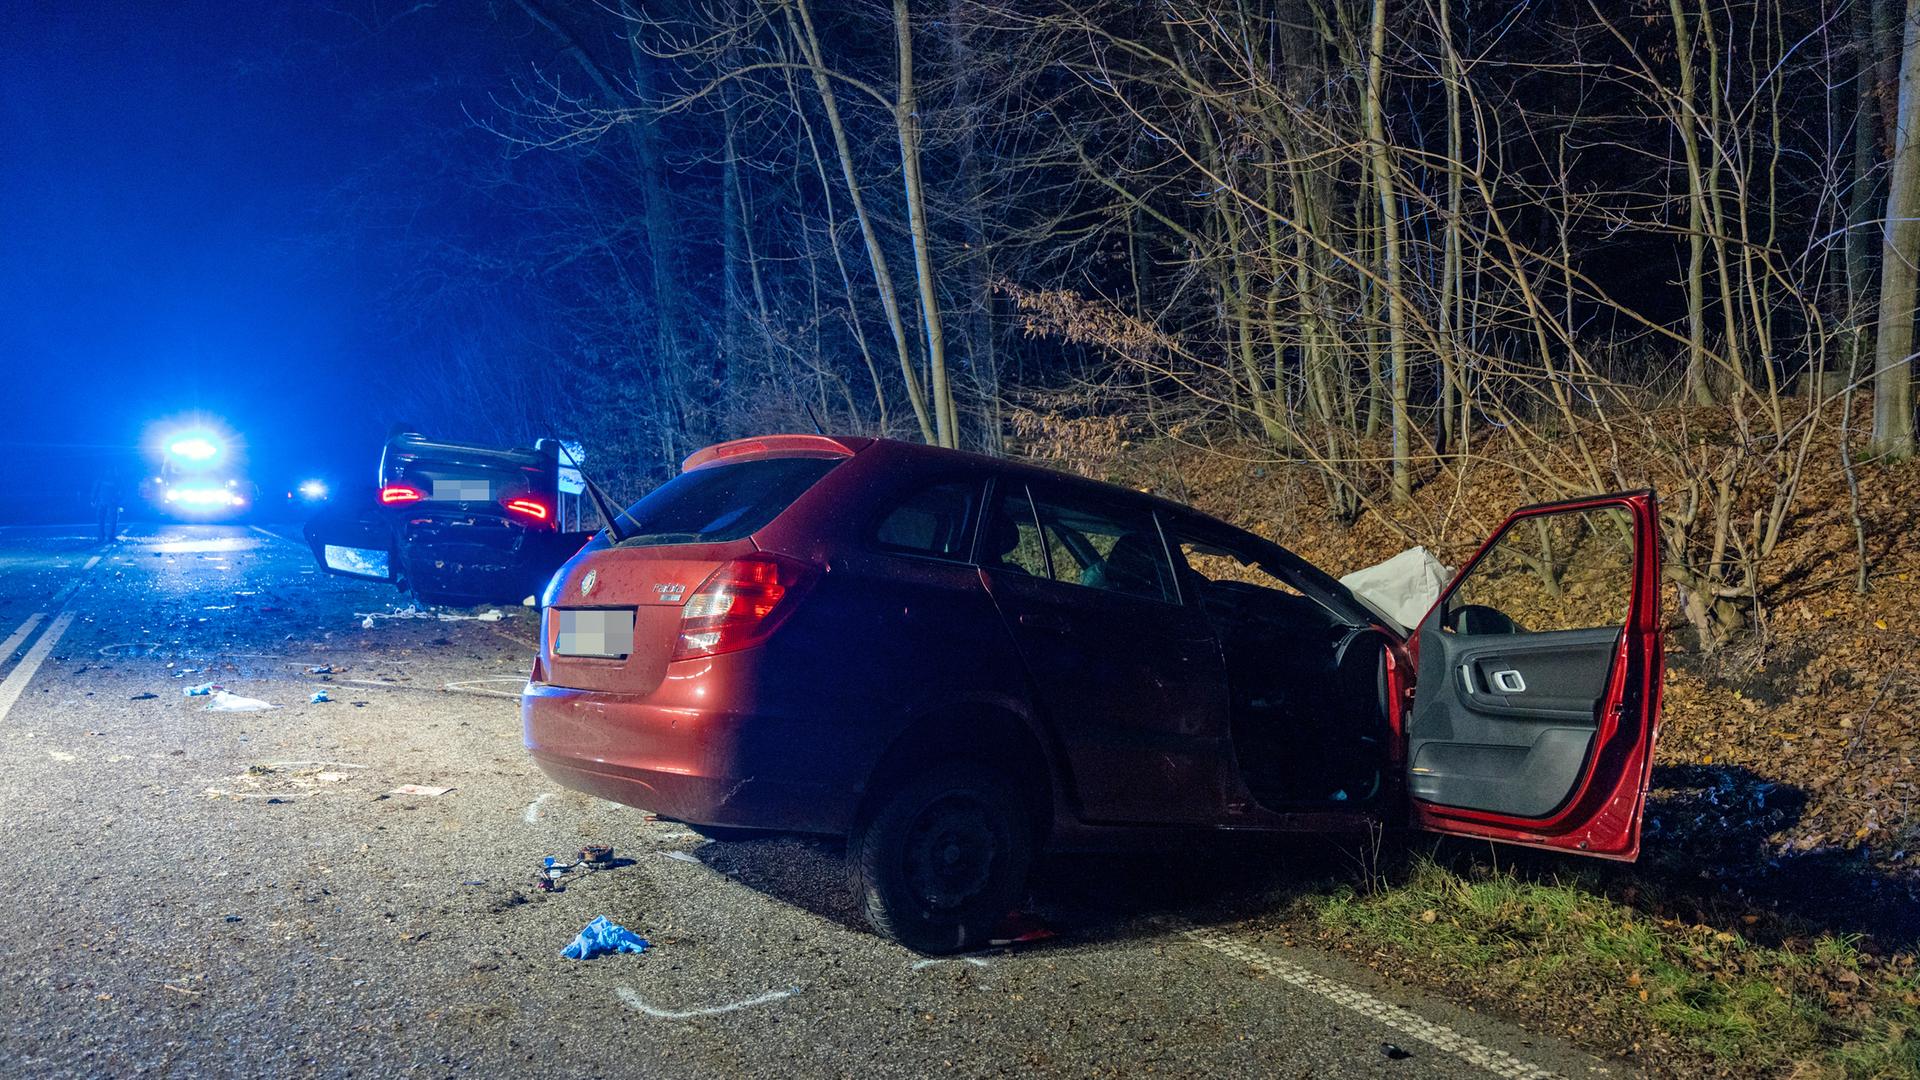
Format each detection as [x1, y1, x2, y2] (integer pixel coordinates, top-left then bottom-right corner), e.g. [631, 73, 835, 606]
[431, 478, 493, 501]
[554, 609, 634, 658]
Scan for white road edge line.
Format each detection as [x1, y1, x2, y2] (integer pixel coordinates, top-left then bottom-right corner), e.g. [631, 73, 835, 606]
[0, 612, 77, 724]
[0, 614, 46, 665]
[615, 985, 801, 1020]
[1182, 928, 1561, 1080]
[82, 556, 101, 570]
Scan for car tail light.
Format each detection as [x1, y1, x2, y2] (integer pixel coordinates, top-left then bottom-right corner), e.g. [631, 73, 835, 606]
[502, 496, 551, 524]
[380, 484, 424, 505]
[671, 554, 817, 660]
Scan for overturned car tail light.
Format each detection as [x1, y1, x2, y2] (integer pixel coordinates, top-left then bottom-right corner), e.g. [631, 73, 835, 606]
[379, 484, 425, 505]
[671, 554, 817, 661]
[502, 496, 551, 524]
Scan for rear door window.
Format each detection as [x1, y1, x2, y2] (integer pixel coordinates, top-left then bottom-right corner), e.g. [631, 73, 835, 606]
[1029, 490, 1177, 604]
[979, 485, 1050, 577]
[871, 481, 979, 561]
[613, 457, 841, 547]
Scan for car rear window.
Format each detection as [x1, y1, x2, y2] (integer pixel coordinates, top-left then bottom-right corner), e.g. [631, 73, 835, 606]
[612, 456, 841, 547]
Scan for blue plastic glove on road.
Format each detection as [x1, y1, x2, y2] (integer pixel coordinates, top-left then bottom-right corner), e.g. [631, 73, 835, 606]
[561, 916, 650, 960]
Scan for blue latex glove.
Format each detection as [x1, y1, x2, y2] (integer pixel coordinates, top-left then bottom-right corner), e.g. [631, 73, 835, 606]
[561, 916, 650, 960]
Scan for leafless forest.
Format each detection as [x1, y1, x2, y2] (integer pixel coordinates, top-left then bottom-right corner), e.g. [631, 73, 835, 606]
[368, 0, 1920, 648]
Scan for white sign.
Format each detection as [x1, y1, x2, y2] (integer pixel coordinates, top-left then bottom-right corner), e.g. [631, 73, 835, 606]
[557, 440, 586, 495]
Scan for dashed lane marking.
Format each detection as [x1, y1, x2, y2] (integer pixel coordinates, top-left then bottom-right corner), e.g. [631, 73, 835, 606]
[1182, 927, 1561, 1080]
[249, 525, 299, 546]
[0, 612, 77, 725]
[82, 556, 100, 570]
[0, 614, 46, 665]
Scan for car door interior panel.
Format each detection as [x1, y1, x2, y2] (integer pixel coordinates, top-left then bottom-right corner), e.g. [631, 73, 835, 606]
[1406, 500, 1645, 820]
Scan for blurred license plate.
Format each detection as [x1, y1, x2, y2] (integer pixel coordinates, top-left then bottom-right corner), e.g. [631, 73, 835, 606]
[431, 478, 493, 501]
[555, 609, 634, 658]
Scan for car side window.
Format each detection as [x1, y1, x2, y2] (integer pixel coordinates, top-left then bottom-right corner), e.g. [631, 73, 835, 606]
[979, 485, 1051, 578]
[1444, 505, 1635, 634]
[1029, 491, 1177, 604]
[871, 481, 978, 562]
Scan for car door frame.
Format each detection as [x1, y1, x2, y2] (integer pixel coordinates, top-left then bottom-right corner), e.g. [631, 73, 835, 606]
[1405, 490, 1664, 860]
[973, 475, 1234, 825]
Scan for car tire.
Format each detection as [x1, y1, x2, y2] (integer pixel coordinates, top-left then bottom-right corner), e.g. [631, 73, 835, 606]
[853, 762, 1034, 954]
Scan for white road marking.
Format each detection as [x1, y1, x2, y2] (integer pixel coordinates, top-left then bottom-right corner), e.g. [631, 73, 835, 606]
[82, 556, 100, 570]
[523, 792, 555, 824]
[0, 614, 46, 663]
[616, 985, 801, 1020]
[249, 525, 298, 546]
[1182, 928, 1560, 1080]
[0, 612, 77, 724]
[443, 676, 526, 700]
[912, 957, 991, 971]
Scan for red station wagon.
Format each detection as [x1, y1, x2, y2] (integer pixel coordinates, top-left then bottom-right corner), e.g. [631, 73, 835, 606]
[524, 435, 1664, 952]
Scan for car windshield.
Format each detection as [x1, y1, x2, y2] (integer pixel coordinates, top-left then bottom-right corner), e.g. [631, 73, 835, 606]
[611, 456, 841, 547]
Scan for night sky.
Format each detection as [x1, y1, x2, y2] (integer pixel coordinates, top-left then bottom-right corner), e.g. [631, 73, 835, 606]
[2, 2, 489, 516]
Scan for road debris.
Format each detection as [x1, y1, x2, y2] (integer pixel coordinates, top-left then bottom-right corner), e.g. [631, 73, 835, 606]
[307, 664, 333, 674]
[988, 912, 1057, 947]
[129, 692, 158, 701]
[561, 916, 649, 960]
[579, 844, 614, 865]
[205, 691, 276, 712]
[389, 784, 452, 797]
[1380, 1043, 1412, 1061]
[182, 682, 218, 696]
[309, 689, 330, 703]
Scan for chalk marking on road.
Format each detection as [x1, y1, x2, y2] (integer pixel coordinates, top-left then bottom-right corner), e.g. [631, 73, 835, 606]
[912, 957, 991, 971]
[82, 556, 100, 570]
[443, 676, 526, 700]
[0, 612, 77, 725]
[1182, 927, 1560, 1080]
[0, 614, 46, 663]
[249, 525, 299, 546]
[523, 792, 555, 824]
[615, 985, 802, 1020]
[260, 760, 368, 770]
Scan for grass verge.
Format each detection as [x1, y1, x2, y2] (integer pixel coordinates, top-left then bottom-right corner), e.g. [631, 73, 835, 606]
[1306, 856, 1920, 1078]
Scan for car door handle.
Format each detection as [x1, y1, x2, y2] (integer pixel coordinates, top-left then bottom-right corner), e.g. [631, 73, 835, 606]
[1490, 669, 1527, 693]
[1018, 612, 1071, 633]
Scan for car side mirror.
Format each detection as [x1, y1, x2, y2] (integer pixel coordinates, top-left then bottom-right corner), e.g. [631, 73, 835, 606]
[1452, 603, 1522, 635]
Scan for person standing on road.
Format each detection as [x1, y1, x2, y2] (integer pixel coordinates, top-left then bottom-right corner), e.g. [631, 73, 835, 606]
[90, 472, 122, 542]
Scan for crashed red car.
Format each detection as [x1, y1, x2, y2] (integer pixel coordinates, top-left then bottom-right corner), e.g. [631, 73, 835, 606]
[524, 435, 1664, 952]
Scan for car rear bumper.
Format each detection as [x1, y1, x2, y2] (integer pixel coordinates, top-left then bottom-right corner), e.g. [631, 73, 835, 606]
[521, 681, 859, 835]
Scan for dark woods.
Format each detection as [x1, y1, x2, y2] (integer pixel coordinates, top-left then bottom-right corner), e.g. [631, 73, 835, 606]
[354, 0, 1920, 647]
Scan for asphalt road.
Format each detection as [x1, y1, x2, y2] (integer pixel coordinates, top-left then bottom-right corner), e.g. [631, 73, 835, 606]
[0, 523, 1626, 1079]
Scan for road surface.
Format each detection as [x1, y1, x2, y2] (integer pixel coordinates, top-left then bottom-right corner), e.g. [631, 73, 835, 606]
[0, 523, 1625, 1078]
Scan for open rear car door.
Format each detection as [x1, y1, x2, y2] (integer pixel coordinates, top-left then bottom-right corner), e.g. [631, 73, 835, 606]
[1405, 491, 1663, 859]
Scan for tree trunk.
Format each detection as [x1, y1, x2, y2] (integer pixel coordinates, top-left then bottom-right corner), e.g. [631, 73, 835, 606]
[1873, 0, 1920, 459]
[1365, 0, 1411, 503]
[787, 0, 937, 444]
[893, 0, 956, 448]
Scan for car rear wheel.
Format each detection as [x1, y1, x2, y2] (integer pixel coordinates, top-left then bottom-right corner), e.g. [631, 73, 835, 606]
[853, 763, 1034, 954]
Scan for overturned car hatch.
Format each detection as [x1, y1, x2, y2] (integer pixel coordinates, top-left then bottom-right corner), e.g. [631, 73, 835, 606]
[304, 431, 592, 606]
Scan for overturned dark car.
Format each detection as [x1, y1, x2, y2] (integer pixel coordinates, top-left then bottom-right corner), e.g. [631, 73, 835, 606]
[304, 431, 590, 606]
